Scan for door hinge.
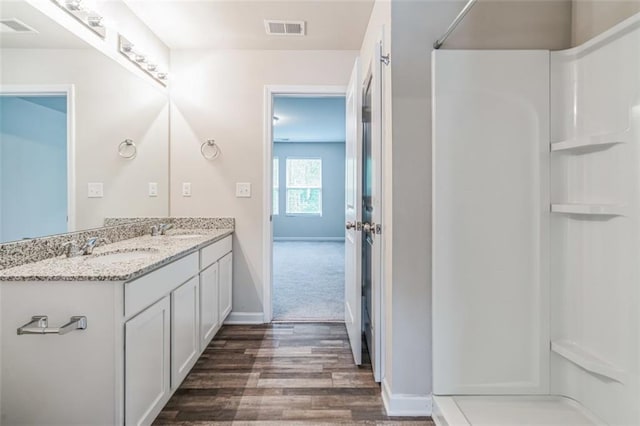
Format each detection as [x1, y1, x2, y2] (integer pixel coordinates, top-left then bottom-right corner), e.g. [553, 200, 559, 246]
[380, 54, 390, 66]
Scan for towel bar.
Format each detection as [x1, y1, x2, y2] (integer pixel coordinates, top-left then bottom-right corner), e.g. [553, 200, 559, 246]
[17, 315, 87, 335]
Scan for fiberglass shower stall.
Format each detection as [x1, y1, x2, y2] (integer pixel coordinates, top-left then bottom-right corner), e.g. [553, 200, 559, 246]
[432, 15, 640, 426]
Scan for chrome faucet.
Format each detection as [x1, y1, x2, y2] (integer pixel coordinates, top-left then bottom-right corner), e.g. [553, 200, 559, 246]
[80, 237, 109, 255]
[59, 237, 108, 257]
[58, 241, 80, 258]
[151, 223, 173, 236]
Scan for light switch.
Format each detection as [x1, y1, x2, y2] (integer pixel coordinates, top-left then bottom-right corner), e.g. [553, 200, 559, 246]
[236, 182, 251, 198]
[148, 182, 158, 197]
[182, 182, 192, 197]
[88, 182, 104, 198]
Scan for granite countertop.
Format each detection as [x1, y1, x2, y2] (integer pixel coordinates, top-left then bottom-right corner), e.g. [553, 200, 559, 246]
[0, 228, 233, 282]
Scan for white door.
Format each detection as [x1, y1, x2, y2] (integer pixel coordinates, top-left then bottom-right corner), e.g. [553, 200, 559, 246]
[171, 276, 200, 388]
[200, 262, 220, 349]
[432, 50, 550, 394]
[125, 296, 171, 426]
[345, 58, 363, 365]
[363, 42, 384, 382]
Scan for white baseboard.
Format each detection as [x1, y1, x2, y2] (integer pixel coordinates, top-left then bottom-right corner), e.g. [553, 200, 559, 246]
[382, 378, 432, 417]
[273, 237, 345, 242]
[223, 311, 265, 325]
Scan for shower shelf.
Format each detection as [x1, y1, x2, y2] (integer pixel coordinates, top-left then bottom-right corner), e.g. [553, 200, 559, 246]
[551, 203, 626, 216]
[551, 340, 625, 383]
[550, 129, 629, 152]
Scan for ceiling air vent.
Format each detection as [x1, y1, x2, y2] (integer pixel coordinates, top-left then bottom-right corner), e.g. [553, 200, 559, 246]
[264, 20, 305, 36]
[0, 18, 37, 34]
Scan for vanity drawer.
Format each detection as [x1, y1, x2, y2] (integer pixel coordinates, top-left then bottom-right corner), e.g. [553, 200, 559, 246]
[200, 235, 232, 269]
[124, 252, 199, 318]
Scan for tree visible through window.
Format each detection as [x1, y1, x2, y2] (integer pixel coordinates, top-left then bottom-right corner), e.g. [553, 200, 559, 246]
[286, 158, 322, 215]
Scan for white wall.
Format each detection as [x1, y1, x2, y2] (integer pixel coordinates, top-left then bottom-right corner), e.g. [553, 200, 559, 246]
[572, 0, 640, 46]
[169, 49, 357, 314]
[385, 0, 571, 404]
[1, 49, 170, 230]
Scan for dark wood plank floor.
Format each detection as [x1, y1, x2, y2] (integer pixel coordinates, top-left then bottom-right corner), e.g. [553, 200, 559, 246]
[154, 322, 434, 425]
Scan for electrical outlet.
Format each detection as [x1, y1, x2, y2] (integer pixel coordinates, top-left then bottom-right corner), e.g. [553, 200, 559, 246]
[236, 182, 251, 198]
[182, 182, 192, 197]
[88, 182, 104, 198]
[148, 182, 158, 197]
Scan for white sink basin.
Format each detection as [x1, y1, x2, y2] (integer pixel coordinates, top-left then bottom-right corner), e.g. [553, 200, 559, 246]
[84, 248, 159, 265]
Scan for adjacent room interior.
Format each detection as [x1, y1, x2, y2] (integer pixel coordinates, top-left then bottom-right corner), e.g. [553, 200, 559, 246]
[0, 94, 68, 243]
[271, 95, 346, 321]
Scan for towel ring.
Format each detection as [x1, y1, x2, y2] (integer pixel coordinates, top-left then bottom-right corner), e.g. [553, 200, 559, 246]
[118, 139, 137, 159]
[201, 139, 220, 160]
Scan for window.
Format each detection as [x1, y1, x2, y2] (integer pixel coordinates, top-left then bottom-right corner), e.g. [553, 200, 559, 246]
[273, 157, 279, 215]
[286, 158, 322, 215]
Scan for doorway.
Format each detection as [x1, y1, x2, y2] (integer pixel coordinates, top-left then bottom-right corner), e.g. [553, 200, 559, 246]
[0, 86, 75, 243]
[271, 95, 347, 321]
[263, 61, 384, 380]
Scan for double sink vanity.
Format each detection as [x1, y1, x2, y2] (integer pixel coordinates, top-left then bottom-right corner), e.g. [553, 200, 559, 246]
[0, 218, 234, 425]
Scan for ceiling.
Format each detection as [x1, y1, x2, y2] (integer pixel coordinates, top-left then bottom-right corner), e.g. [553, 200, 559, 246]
[0, 1, 89, 48]
[123, 0, 375, 50]
[273, 96, 346, 143]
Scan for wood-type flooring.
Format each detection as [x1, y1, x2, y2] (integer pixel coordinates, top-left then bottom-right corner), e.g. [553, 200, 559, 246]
[153, 323, 434, 425]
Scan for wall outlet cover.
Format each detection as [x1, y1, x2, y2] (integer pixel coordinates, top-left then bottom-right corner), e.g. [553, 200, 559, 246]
[148, 182, 158, 197]
[236, 182, 251, 198]
[182, 182, 192, 197]
[88, 182, 104, 198]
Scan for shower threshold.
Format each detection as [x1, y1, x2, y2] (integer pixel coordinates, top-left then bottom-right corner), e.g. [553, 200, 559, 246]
[433, 395, 604, 426]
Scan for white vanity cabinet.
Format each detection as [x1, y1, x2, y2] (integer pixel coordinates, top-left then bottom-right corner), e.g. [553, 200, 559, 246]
[0, 233, 233, 426]
[198, 235, 233, 349]
[219, 252, 233, 321]
[171, 276, 200, 389]
[125, 296, 171, 426]
[199, 262, 220, 349]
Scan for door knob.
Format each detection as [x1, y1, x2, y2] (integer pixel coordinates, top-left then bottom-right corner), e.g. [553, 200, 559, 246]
[346, 221, 356, 230]
[363, 222, 374, 233]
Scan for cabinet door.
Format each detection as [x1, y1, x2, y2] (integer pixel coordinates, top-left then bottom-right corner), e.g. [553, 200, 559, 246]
[125, 296, 171, 426]
[171, 276, 200, 388]
[200, 262, 219, 349]
[219, 252, 233, 322]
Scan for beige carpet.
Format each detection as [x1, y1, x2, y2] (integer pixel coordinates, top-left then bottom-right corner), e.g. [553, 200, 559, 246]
[272, 241, 344, 321]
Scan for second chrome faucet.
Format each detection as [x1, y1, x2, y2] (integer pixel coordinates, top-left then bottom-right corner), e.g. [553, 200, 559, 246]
[151, 223, 173, 236]
[59, 237, 109, 257]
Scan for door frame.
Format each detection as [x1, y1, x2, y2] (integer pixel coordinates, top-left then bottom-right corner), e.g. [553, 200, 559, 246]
[262, 85, 347, 323]
[0, 84, 77, 233]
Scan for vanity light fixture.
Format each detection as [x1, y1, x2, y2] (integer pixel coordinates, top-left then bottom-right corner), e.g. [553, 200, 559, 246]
[52, 0, 106, 38]
[86, 15, 103, 28]
[201, 139, 221, 160]
[118, 34, 168, 86]
[64, 0, 82, 11]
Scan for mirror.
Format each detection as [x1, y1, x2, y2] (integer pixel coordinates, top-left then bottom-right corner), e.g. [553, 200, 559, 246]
[0, 0, 169, 243]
